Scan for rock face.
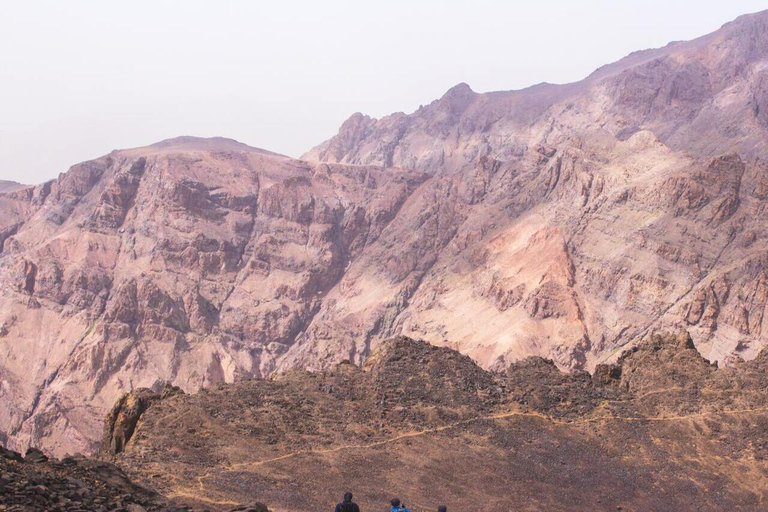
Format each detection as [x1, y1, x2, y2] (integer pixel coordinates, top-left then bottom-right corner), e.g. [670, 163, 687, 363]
[106, 334, 768, 512]
[5, 11, 768, 457]
[0, 137, 427, 456]
[296, 9, 768, 370]
[102, 388, 164, 456]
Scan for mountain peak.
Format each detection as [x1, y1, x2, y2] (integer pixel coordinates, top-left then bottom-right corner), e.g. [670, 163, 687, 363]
[125, 136, 284, 157]
[438, 82, 477, 107]
[443, 82, 474, 96]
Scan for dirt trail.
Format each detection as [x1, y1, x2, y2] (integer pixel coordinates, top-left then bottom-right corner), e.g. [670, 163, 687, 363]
[224, 403, 768, 471]
[165, 402, 768, 509]
[164, 400, 768, 509]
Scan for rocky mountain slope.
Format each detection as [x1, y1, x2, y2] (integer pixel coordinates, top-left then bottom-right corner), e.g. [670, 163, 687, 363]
[103, 334, 768, 512]
[0, 181, 24, 193]
[0, 137, 426, 456]
[5, 11, 768, 457]
[297, 9, 768, 373]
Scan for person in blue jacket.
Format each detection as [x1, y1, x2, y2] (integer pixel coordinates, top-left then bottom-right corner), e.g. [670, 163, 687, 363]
[389, 498, 412, 512]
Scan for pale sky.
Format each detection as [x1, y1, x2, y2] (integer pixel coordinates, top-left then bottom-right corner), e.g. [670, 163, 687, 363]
[1, 1, 766, 184]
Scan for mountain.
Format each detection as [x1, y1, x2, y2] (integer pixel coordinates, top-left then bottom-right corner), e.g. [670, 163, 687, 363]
[102, 334, 768, 512]
[304, 10, 768, 170]
[294, 9, 768, 368]
[0, 137, 427, 456]
[296, 8, 768, 377]
[4, 10, 768, 457]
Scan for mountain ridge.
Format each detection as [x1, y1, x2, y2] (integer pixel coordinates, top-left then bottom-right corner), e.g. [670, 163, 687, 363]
[4, 9, 768, 459]
[103, 332, 768, 512]
[303, 8, 768, 170]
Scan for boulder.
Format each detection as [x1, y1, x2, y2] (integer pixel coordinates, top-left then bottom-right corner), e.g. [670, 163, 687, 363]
[23, 447, 48, 463]
[0, 445, 23, 462]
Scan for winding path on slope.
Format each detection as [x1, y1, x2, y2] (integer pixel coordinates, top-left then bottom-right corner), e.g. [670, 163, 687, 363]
[165, 401, 768, 507]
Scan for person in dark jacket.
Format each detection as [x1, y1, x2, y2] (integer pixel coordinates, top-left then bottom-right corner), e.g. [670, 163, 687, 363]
[335, 492, 360, 512]
[389, 498, 412, 512]
[438, 506, 447, 512]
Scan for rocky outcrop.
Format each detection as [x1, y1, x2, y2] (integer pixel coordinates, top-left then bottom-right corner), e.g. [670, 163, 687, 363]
[107, 334, 768, 512]
[0, 449, 189, 511]
[228, 505, 270, 512]
[102, 388, 162, 456]
[23, 447, 49, 463]
[591, 363, 622, 386]
[0, 441, 274, 512]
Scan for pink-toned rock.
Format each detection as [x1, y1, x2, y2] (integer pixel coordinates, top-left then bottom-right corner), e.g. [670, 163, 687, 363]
[6, 11, 768, 457]
[0, 137, 427, 456]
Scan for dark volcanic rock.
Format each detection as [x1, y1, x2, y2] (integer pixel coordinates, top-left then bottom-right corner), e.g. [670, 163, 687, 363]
[0, 449, 181, 512]
[228, 505, 270, 512]
[592, 363, 622, 385]
[0, 445, 22, 462]
[0, 445, 270, 512]
[23, 447, 48, 463]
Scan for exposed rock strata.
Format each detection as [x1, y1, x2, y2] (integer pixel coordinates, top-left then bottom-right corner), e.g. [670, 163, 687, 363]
[6, 12, 768, 455]
[0, 137, 427, 456]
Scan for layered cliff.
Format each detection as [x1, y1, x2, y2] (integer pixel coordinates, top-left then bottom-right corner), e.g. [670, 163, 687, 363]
[296, 9, 768, 370]
[0, 137, 427, 455]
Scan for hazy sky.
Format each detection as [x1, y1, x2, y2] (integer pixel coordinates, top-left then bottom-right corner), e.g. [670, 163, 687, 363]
[1, 1, 766, 184]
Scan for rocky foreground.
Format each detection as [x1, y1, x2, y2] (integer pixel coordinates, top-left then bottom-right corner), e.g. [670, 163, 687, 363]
[0, 447, 269, 512]
[94, 333, 768, 512]
[0, 445, 186, 512]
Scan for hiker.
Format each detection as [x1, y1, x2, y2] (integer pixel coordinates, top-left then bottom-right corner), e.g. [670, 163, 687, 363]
[335, 492, 361, 512]
[389, 498, 412, 512]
